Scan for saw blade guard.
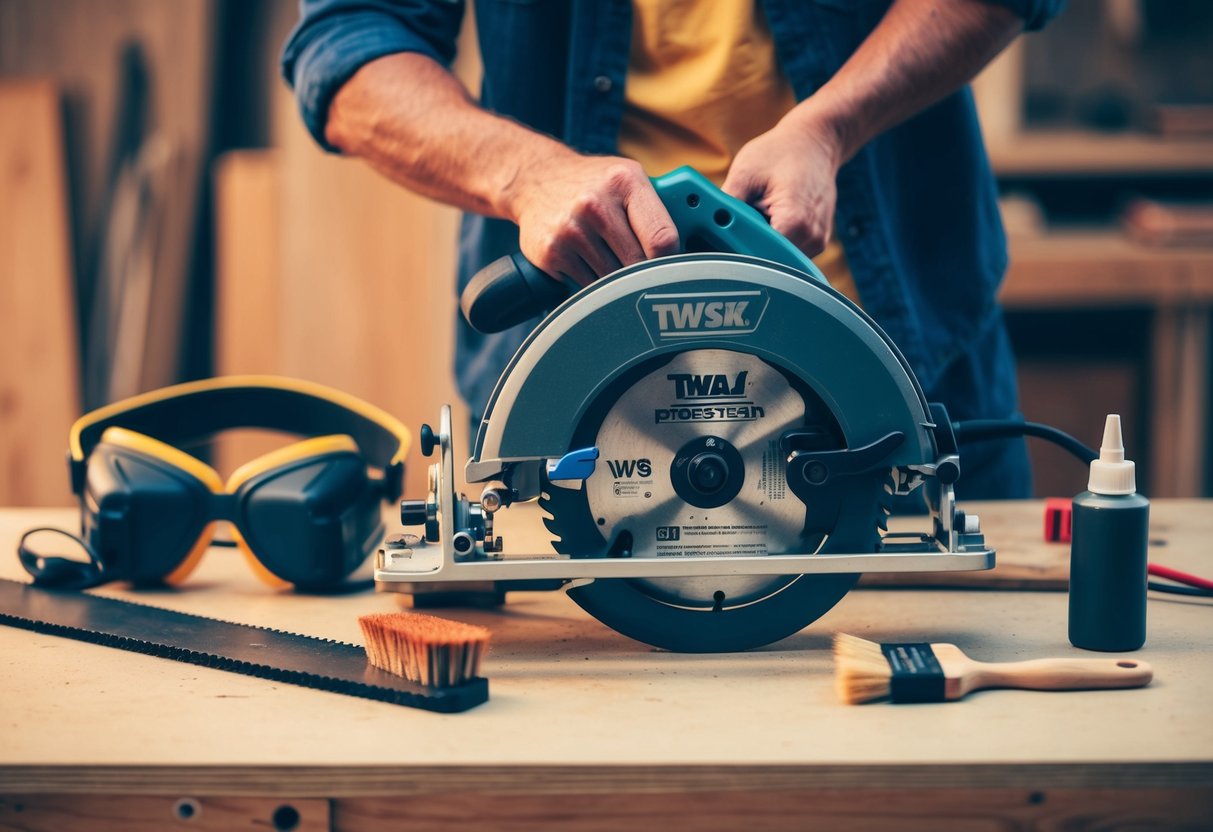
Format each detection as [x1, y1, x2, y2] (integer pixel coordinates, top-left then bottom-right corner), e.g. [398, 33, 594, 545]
[468, 254, 936, 484]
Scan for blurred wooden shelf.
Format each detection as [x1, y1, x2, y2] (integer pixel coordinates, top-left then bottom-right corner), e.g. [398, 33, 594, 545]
[1001, 230, 1213, 307]
[1001, 230, 1212, 498]
[988, 130, 1213, 177]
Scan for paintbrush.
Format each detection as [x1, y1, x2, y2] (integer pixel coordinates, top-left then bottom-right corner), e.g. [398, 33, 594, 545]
[359, 612, 490, 689]
[833, 633, 1153, 705]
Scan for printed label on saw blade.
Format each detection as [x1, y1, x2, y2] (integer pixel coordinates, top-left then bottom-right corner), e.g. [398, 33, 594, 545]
[603, 458, 654, 499]
[758, 440, 789, 502]
[653, 524, 772, 558]
[654, 368, 763, 425]
[586, 349, 805, 558]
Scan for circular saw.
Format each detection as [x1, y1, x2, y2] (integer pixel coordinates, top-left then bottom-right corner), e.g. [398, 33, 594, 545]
[375, 168, 993, 652]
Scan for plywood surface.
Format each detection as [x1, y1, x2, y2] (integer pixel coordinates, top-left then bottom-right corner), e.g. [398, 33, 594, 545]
[0, 502, 1209, 796]
[867, 500, 1071, 589]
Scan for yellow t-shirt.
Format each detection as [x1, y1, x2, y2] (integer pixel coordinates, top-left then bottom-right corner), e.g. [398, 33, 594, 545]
[618, 0, 858, 304]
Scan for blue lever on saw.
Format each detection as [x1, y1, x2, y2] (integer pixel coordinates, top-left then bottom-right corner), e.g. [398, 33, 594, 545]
[460, 166, 828, 334]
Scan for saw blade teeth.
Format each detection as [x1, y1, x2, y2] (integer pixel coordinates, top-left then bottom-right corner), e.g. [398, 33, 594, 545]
[875, 473, 895, 536]
[538, 484, 608, 557]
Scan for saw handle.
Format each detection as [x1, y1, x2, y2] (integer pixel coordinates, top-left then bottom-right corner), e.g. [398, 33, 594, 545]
[460, 167, 830, 333]
[460, 251, 574, 334]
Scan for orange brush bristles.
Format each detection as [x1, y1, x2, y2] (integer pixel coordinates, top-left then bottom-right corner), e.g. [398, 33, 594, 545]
[358, 612, 490, 688]
[833, 632, 895, 704]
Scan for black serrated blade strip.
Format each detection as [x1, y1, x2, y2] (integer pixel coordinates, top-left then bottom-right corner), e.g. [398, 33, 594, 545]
[0, 578, 487, 713]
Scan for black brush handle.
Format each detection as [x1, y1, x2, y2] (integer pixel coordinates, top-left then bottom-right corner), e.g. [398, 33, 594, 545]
[461, 252, 573, 333]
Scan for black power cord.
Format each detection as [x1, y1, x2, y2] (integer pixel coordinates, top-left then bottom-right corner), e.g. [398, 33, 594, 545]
[952, 419, 1097, 465]
[1148, 582, 1213, 598]
[952, 418, 1212, 600]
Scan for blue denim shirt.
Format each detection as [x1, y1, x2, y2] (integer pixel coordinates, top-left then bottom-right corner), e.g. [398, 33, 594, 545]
[282, 0, 1062, 494]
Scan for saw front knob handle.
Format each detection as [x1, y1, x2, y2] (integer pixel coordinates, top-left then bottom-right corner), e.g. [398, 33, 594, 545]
[400, 500, 428, 527]
[461, 252, 574, 333]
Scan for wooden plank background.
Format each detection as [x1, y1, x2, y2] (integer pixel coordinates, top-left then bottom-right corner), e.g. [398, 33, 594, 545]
[0, 82, 79, 506]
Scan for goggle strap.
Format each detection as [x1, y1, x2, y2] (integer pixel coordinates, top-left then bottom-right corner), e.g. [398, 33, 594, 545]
[18, 526, 110, 590]
[69, 378, 409, 495]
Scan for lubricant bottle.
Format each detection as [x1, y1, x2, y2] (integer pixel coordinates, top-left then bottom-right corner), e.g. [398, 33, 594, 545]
[1068, 415, 1150, 651]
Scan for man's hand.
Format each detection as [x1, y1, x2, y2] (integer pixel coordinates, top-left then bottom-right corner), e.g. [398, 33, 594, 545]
[505, 155, 679, 287]
[722, 114, 845, 259]
[723, 0, 1024, 260]
[327, 53, 677, 289]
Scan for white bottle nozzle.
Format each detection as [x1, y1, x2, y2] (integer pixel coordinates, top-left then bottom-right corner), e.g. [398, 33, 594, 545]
[1101, 414, 1126, 462]
[1088, 414, 1136, 495]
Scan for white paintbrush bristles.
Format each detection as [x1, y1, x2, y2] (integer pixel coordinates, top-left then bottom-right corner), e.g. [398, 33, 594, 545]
[833, 632, 894, 704]
[359, 612, 491, 688]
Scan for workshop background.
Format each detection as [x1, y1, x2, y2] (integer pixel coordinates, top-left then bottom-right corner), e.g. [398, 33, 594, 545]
[1, 0, 1211, 507]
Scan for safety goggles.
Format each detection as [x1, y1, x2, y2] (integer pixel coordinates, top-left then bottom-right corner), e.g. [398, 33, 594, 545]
[20, 376, 409, 591]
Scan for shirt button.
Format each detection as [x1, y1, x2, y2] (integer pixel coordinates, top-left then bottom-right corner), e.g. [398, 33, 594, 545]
[593, 75, 613, 93]
[846, 221, 864, 238]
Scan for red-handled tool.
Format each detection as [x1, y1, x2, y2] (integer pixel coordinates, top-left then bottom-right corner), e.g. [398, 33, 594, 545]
[1043, 498, 1213, 598]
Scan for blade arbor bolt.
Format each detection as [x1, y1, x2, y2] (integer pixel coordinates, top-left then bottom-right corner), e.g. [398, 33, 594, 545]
[688, 452, 729, 494]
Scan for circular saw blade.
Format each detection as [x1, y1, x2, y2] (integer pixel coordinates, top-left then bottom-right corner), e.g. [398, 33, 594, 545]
[585, 349, 806, 607]
[540, 347, 885, 652]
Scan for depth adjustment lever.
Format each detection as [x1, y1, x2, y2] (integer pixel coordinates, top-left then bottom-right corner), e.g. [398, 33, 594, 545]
[784, 431, 905, 490]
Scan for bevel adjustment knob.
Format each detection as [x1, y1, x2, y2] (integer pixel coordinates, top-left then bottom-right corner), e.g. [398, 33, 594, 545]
[419, 424, 437, 457]
[400, 500, 428, 527]
[936, 459, 960, 484]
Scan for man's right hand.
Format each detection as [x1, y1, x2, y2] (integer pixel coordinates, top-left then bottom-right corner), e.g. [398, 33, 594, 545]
[503, 154, 680, 287]
[326, 54, 678, 288]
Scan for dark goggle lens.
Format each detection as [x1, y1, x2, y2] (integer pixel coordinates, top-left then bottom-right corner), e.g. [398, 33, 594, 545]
[236, 454, 379, 588]
[87, 445, 218, 583]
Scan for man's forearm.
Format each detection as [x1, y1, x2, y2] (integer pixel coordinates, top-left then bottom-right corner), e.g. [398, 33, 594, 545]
[325, 52, 568, 222]
[787, 0, 1023, 165]
[324, 51, 678, 284]
[721, 0, 1024, 255]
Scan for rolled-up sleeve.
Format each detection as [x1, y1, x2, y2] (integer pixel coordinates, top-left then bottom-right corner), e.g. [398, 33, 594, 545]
[987, 0, 1066, 31]
[281, 0, 466, 151]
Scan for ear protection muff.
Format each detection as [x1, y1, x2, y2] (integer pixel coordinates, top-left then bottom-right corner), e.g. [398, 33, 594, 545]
[22, 376, 409, 592]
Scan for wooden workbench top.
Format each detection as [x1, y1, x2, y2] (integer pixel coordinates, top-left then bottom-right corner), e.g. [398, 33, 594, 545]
[1, 502, 1210, 797]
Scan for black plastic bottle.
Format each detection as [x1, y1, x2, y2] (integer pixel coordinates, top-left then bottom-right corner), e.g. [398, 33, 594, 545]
[1069, 415, 1149, 652]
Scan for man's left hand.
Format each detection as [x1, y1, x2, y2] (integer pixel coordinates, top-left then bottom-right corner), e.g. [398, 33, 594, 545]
[722, 112, 845, 259]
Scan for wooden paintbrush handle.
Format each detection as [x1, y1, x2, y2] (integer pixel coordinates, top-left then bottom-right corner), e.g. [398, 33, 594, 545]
[971, 657, 1154, 693]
